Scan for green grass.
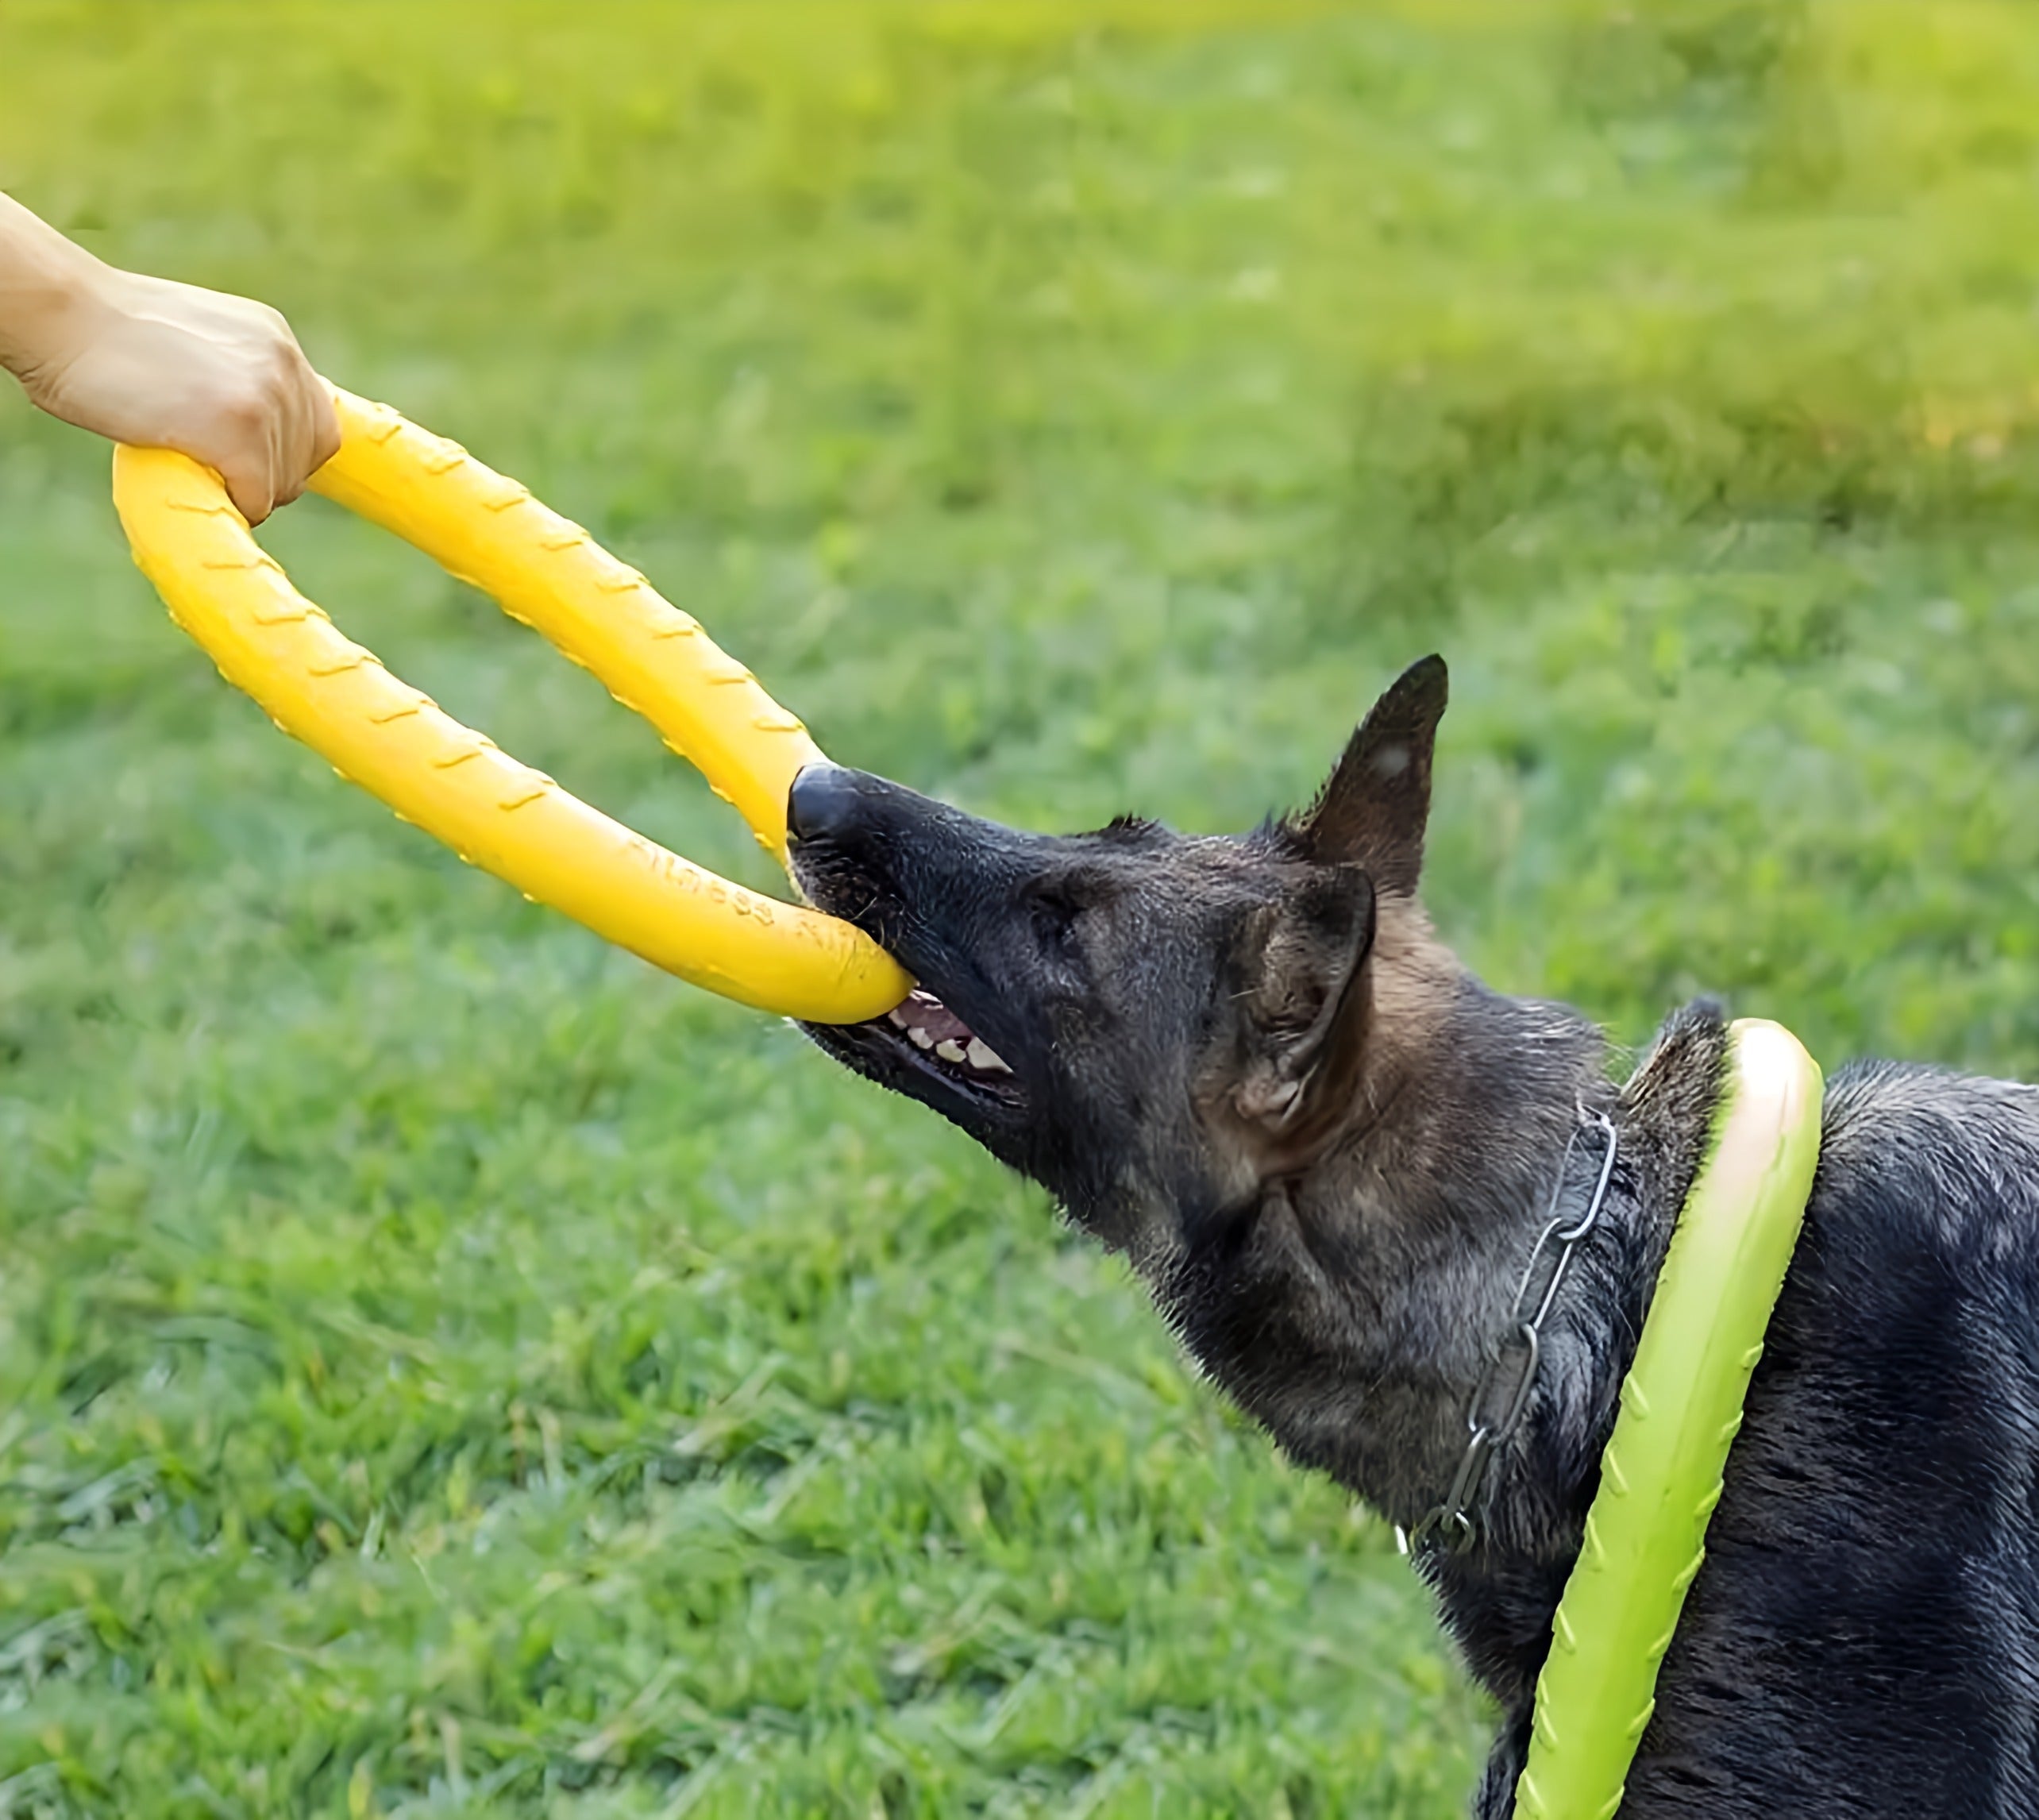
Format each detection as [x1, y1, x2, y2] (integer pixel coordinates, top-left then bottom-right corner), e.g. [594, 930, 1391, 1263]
[5, 2, 2039, 1813]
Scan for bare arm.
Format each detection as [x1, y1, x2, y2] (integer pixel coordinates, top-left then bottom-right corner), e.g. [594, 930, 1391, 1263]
[0, 191, 339, 523]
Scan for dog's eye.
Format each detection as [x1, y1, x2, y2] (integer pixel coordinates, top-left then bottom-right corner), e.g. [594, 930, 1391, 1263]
[1029, 893, 1082, 954]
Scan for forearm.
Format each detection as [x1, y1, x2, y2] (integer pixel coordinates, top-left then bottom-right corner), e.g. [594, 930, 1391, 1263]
[0, 190, 106, 384]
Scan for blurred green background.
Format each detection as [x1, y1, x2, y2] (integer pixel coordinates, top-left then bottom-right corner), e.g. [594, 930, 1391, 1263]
[5, 2, 2039, 1814]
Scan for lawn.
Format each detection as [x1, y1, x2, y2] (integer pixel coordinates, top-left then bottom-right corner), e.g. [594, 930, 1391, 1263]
[4, 2, 2039, 1814]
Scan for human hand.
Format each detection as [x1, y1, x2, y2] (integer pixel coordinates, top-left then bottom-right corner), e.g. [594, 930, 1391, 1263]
[1, 194, 339, 524]
[18, 265, 341, 525]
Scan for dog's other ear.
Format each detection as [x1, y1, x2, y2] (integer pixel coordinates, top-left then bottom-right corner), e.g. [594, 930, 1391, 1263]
[1297, 654, 1448, 894]
[1228, 863, 1375, 1149]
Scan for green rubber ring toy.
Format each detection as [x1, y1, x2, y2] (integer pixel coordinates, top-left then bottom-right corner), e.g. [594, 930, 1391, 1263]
[1516, 1016, 1823, 1819]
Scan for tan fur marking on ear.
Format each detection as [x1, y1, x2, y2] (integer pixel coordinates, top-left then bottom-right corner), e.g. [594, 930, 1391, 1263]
[1317, 892, 1462, 1163]
[1365, 895, 1458, 1061]
[1241, 892, 1459, 1176]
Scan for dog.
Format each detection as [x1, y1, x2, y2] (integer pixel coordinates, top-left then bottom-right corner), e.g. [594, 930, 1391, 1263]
[786, 654, 2039, 1818]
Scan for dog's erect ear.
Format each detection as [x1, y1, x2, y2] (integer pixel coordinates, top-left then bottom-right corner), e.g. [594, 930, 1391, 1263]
[1297, 654, 1448, 894]
[1227, 863, 1375, 1149]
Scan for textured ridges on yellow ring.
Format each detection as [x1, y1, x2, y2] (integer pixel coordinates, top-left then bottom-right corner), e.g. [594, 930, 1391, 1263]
[306, 390, 822, 863]
[111, 424, 912, 1024]
[1513, 1019, 1823, 1820]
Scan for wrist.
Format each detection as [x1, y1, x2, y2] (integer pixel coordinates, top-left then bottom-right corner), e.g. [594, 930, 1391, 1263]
[0, 202, 113, 384]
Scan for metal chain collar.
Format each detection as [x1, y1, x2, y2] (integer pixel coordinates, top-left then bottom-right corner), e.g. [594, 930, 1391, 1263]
[1405, 1110, 1620, 1558]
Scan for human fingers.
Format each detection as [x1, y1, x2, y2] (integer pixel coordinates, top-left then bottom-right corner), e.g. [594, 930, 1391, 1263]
[215, 450, 279, 526]
[268, 349, 341, 511]
[193, 320, 335, 523]
[201, 383, 285, 525]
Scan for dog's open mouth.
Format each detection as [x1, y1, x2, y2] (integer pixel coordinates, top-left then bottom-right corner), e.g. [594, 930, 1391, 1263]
[853, 984, 1025, 1107]
[784, 800, 1026, 1120]
[802, 981, 1027, 1117]
[885, 988, 1014, 1078]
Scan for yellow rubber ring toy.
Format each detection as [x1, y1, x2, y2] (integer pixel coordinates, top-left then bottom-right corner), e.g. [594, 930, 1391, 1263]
[110, 385, 913, 1024]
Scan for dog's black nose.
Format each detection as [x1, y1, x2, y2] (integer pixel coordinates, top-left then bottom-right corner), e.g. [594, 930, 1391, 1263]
[787, 762, 865, 846]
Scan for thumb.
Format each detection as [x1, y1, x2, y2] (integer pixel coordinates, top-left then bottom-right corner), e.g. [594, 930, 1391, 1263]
[213, 453, 276, 526]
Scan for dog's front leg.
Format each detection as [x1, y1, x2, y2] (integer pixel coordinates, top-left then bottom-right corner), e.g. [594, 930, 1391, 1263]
[1473, 1707, 1532, 1819]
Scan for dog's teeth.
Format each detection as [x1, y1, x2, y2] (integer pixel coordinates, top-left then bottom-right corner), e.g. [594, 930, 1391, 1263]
[935, 1039, 968, 1063]
[886, 1007, 911, 1029]
[908, 1026, 935, 1050]
[965, 1038, 1012, 1074]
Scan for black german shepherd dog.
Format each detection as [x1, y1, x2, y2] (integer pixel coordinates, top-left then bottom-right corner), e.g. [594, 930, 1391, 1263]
[786, 655, 2039, 1818]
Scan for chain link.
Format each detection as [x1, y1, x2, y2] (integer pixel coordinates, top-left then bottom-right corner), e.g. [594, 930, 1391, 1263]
[1405, 1110, 1619, 1558]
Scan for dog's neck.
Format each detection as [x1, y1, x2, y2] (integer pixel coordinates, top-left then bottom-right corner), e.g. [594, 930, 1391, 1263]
[1158, 952, 1730, 1710]
[1418, 997, 1730, 1709]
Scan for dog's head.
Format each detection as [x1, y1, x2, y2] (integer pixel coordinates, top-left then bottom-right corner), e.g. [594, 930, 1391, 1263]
[788, 656, 1456, 1266]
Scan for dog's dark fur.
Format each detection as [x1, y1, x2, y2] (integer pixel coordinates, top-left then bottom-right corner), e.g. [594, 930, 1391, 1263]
[788, 656, 2039, 1818]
